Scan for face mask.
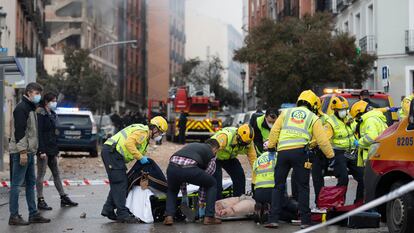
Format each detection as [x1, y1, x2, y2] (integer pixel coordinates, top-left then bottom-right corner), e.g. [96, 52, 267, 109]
[32, 94, 41, 104]
[338, 109, 348, 119]
[154, 135, 163, 142]
[266, 120, 274, 129]
[48, 101, 57, 110]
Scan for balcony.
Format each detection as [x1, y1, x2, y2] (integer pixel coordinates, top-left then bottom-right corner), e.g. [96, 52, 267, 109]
[405, 30, 414, 54]
[359, 35, 376, 54]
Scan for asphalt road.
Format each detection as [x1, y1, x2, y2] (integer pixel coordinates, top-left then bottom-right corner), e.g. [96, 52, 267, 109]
[0, 182, 389, 233]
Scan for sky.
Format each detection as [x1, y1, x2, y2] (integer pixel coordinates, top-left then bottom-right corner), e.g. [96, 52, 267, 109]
[185, 0, 244, 33]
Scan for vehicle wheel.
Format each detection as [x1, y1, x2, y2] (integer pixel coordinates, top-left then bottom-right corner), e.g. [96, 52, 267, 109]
[90, 148, 99, 157]
[386, 181, 414, 233]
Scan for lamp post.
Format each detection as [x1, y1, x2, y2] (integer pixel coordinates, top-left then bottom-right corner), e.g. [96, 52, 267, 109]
[89, 40, 137, 53]
[240, 69, 246, 112]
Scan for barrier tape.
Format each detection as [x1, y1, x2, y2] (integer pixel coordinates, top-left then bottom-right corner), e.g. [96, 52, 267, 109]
[0, 179, 111, 188]
[295, 180, 414, 233]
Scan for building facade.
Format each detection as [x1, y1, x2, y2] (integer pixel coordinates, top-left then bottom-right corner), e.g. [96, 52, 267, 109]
[0, 0, 47, 139]
[185, 10, 244, 96]
[333, 0, 414, 104]
[147, 0, 185, 101]
[118, 0, 147, 109]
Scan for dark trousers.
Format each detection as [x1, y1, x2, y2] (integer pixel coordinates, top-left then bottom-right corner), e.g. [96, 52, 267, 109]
[254, 187, 299, 222]
[214, 158, 245, 200]
[334, 149, 364, 202]
[311, 150, 328, 206]
[269, 148, 311, 225]
[101, 145, 129, 219]
[166, 164, 217, 217]
[178, 127, 186, 144]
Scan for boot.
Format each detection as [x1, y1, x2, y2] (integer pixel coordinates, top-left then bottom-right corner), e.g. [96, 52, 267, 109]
[61, 195, 78, 207]
[253, 203, 262, 223]
[101, 208, 117, 221]
[38, 198, 52, 211]
[29, 213, 51, 224]
[203, 216, 222, 225]
[117, 215, 141, 224]
[163, 216, 174, 225]
[9, 215, 30, 226]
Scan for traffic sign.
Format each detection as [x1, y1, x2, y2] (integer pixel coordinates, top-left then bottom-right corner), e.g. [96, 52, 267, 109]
[381, 65, 390, 88]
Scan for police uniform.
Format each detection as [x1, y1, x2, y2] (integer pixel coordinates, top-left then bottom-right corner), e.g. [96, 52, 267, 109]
[326, 114, 364, 202]
[399, 95, 413, 119]
[101, 124, 150, 220]
[266, 106, 334, 226]
[211, 127, 256, 199]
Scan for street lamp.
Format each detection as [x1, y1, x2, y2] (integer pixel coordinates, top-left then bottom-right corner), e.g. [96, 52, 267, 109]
[240, 69, 246, 112]
[90, 40, 138, 53]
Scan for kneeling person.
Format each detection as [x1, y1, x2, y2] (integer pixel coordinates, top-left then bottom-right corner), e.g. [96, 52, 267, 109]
[164, 139, 221, 226]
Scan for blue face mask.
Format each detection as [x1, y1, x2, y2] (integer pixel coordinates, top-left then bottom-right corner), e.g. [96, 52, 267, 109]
[32, 95, 41, 104]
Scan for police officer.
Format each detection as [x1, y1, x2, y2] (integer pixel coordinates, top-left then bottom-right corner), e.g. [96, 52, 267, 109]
[250, 108, 278, 155]
[100, 116, 168, 223]
[264, 90, 334, 229]
[326, 96, 364, 204]
[212, 124, 257, 199]
[399, 93, 413, 119]
[350, 100, 388, 168]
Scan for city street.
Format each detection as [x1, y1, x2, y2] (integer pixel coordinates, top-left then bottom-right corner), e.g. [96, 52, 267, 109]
[0, 185, 388, 233]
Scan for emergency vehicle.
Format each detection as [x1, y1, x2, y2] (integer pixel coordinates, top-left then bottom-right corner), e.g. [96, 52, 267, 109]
[320, 88, 398, 125]
[364, 101, 414, 233]
[148, 85, 222, 141]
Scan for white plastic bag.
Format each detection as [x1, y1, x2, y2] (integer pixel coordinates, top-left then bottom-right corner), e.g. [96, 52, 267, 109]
[126, 186, 154, 223]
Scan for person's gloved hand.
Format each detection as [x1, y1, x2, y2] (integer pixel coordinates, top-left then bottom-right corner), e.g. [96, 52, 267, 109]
[327, 158, 335, 171]
[354, 140, 359, 148]
[268, 151, 276, 160]
[181, 196, 189, 206]
[198, 207, 206, 218]
[263, 140, 269, 151]
[139, 156, 150, 165]
[387, 107, 400, 112]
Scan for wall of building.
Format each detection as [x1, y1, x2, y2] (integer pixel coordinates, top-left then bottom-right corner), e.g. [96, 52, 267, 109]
[147, 0, 170, 101]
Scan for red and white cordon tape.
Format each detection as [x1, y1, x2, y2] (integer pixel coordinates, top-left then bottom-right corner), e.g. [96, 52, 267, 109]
[1, 178, 110, 188]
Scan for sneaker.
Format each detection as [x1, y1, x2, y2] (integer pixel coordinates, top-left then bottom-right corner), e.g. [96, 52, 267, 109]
[101, 209, 117, 221]
[29, 213, 51, 224]
[163, 216, 174, 225]
[263, 222, 279, 228]
[38, 198, 52, 211]
[9, 215, 30, 226]
[203, 216, 222, 225]
[61, 195, 78, 207]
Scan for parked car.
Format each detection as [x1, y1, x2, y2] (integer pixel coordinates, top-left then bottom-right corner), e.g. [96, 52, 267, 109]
[56, 108, 98, 157]
[94, 115, 115, 141]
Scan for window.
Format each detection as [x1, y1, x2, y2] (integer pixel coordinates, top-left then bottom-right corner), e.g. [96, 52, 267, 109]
[355, 13, 361, 39]
[367, 4, 374, 35]
[344, 21, 349, 33]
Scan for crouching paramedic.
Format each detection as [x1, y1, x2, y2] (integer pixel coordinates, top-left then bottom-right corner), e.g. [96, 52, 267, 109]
[350, 101, 388, 168]
[211, 124, 257, 199]
[264, 90, 334, 229]
[252, 150, 298, 224]
[164, 139, 222, 226]
[101, 116, 168, 223]
[325, 96, 364, 204]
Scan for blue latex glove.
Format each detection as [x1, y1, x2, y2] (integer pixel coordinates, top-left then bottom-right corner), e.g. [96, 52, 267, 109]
[181, 196, 189, 206]
[268, 151, 276, 160]
[139, 156, 149, 165]
[198, 207, 205, 218]
[354, 140, 359, 148]
[388, 107, 400, 112]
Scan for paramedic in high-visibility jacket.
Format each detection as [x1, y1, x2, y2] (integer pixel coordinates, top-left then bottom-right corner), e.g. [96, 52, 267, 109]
[100, 116, 168, 223]
[211, 124, 257, 200]
[264, 90, 334, 229]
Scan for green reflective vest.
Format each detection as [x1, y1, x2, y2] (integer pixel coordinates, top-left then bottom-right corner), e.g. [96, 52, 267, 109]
[253, 152, 277, 189]
[326, 114, 356, 150]
[211, 127, 248, 160]
[398, 95, 413, 118]
[104, 124, 149, 163]
[357, 111, 388, 167]
[256, 115, 270, 141]
[278, 107, 318, 151]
